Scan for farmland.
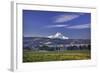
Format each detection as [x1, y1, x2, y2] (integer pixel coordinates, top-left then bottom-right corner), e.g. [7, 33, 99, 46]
[23, 50, 91, 62]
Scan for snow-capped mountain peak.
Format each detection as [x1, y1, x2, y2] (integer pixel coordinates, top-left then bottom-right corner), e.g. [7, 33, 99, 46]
[48, 32, 69, 39]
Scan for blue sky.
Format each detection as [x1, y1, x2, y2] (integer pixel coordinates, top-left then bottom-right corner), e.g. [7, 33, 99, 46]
[23, 10, 91, 39]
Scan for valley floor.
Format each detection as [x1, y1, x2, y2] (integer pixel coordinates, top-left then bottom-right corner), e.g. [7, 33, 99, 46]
[23, 50, 91, 62]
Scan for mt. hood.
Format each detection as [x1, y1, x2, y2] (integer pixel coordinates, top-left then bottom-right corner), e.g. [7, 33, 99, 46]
[47, 32, 69, 39]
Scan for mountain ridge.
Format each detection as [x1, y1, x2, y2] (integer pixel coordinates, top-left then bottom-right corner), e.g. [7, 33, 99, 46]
[47, 32, 69, 39]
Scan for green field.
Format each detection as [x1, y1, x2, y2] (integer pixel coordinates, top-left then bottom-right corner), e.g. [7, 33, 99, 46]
[23, 50, 91, 62]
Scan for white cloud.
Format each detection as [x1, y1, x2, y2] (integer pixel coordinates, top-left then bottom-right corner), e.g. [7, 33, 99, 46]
[45, 13, 84, 28]
[54, 14, 81, 23]
[46, 24, 68, 28]
[67, 24, 90, 29]
[45, 24, 90, 29]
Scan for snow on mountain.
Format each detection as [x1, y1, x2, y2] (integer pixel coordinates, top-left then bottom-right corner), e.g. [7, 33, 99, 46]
[47, 32, 69, 39]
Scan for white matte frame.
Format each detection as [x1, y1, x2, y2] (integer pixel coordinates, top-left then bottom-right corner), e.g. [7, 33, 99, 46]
[11, 1, 97, 72]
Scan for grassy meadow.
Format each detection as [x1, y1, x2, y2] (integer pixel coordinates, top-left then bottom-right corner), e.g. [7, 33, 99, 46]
[23, 50, 91, 62]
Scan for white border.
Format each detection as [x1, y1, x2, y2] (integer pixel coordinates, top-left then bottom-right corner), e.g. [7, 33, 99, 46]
[11, 1, 97, 72]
